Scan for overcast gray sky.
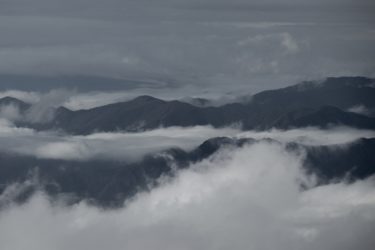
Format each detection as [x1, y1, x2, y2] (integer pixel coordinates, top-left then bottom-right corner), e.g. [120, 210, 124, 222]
[0, 0, 374, 96]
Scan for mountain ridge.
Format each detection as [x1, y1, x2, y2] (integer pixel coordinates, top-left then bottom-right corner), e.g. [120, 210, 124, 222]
[1, 76, 375, 133]
[1, 136, 374, 207]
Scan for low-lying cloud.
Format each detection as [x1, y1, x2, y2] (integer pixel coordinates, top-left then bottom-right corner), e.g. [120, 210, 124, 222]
[0, 115, 374, 162]
[0, 117, 374, 161]
[237, 126, 375, 146]
[24, 89, 72, 123]
[0, 122, 240, 161]
[348, 104, 373, 117]
[0, 103, 22, 121]
[0, 141, 374, 250]
[0, 89, 73, 123]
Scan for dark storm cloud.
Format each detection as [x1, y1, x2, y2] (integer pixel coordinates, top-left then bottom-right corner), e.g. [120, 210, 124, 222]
[0, 0, 374, 96]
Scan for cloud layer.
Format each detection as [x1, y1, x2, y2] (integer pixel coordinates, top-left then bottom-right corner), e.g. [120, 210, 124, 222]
[0, 0, 374, 96]
[0, 140, 374, 250]
[0, 121, 240, 161]
[238, 127, 375, 146]
[0, 112, 374, 162]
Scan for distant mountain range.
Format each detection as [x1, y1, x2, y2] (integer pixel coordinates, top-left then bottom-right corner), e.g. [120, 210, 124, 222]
[2, 76, 375, 134]
[1, 137, 374, 208]
[1, 76, 375, 207]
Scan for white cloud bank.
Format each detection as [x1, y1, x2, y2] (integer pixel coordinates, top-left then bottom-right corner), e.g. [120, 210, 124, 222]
[237, 126, 375, 146]
[0, 89, 73, 123]
[0, 103, 22, 121]
[0, 117, 374, 161]
[348, 104, 373, 116]
[0, 141, 374, 250]
[0, 122, 240, 161]
[0, 116, 374, 161]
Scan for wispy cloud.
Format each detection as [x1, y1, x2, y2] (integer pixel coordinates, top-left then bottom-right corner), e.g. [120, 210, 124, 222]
[0, 122, 240, 161]
[237, 127, 375, 145]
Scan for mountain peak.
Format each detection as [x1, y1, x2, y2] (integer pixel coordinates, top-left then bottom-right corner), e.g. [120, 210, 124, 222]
[131, 95, 165, 103]
[0, 96, 28, 107]
[0, 96, 21, 103]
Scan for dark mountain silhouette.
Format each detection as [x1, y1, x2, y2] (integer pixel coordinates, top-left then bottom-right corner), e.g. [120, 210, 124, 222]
[0, 96, 30, 111]
[303, 138, 375, 182]
[1, 76, 375, 208]
[2, 76, 374, 134]
[1, 137, 374, 208]
[272, 106, 375, 129]
[251, 76, 375, 112]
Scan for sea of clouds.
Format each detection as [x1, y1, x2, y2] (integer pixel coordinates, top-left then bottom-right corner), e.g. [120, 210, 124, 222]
[0, 91, 375, 250]
[0, 139, 374, 250]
